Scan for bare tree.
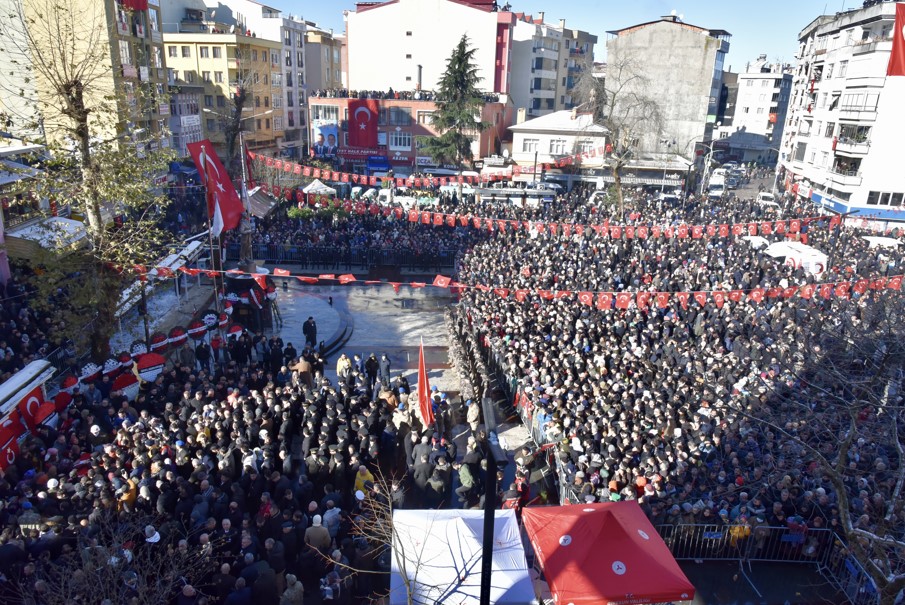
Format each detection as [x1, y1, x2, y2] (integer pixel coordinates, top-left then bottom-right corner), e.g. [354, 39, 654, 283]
[0, 0, 175, 360]
[572, 53, 663, 217]
[15, 512, 220, 605]
[734, 291, 905, 604]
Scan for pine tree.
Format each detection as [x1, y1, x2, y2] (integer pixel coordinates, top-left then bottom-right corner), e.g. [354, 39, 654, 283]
[422, 35, 488, 200]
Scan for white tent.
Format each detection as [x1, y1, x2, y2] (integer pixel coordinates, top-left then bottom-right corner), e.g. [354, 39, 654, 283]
[862, 236, 901, 249]
[390, 509, 537, 605]
[302, 179, 336, 195]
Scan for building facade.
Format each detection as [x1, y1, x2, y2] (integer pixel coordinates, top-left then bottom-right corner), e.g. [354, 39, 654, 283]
[201, 0, 308, 158]
[508, 110, 607, 183]
[508, 14, 597, 118]
[606, 14, 730, 160]
[715, 56, 792, 164]
[780, 2, 905, 225]
[306, 94, 512, 177]
[162, 28, 283, 157]
[305, 25, 344, 92]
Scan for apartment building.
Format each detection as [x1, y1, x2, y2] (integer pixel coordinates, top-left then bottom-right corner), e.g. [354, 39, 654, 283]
[305, 24, 344, 91]
[780, 1, 905, 226]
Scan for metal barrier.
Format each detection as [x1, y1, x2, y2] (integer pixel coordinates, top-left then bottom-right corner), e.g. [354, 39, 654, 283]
[224, 243, 458, 271]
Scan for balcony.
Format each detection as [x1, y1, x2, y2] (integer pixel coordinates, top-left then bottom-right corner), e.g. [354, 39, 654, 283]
[827, 167, 862, 187]
[838, 106, 877, 122]
[852, 38, 893, 55]
[834, 138, 870, 156]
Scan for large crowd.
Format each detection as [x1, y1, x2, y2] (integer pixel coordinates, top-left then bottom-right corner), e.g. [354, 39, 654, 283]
[2, 173, 904, 603]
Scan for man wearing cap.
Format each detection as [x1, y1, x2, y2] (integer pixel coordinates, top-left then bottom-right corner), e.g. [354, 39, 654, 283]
[304, 515, 331, 553]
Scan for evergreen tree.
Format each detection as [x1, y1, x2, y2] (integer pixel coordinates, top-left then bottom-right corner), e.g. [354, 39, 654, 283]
[421, 35, 488, 200]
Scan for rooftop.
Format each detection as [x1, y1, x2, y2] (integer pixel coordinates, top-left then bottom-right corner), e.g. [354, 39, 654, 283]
[607, 14, 730, 39]
[509, 110, 607, 135]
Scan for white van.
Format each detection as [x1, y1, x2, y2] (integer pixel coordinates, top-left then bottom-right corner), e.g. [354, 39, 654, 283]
[756, 192, 776, 204]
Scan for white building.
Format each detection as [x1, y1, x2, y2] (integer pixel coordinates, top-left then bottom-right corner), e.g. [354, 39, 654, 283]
[780, 2, 905, 226]
[509, 110, 607, 183]
[715, 56, 792, 164]
[345, 0, 511, 93]
[509, 14, 597, 118]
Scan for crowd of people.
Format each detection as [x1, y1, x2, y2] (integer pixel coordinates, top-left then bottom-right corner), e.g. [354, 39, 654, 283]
[2, 173, 904, 602]
[454, 186, 905, 564]
[308, 88, 501, 104]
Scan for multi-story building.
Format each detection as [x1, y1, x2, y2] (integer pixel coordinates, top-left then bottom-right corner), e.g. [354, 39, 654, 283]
[715, 56, 792, 164]
[606, 13, 730, 160]
[162, 16, 283, 158]
[17, 0, 170, 152]
[305, 24, 344, 91]
[345, 0, 516, 94]
[509, 109, 607, 184]
[509, 13, 597, 118]
[306, 93, 512, 177]
[199, 0, 307, 158]
[167, 81, 203, 158]
[780, 1, 905, 226]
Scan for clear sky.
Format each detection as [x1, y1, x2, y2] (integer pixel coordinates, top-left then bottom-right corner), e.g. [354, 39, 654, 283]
[287, 0, 843, 71]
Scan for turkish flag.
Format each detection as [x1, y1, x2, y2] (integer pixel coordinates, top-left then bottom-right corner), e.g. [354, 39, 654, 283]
[693, 292, 708, 307]
[637, 226, 648, 239]
[597, 292, 613, 310]
[615, 292, 632, 309]
[800, 284, 816, 299]
[432, 275, 451, 288]
[338, 274, 356, 285]
[421, 211, 432, 225]
[610, 226, 622, 239]
[819, 284, 833, 299]
[497, 220, 507, 232]
[408, 210, 418, 223]
[625, 226, 635, 239]
[749, 288, 765, 303]
[515, 289, 529, 302]
[574, 224, 584, 236]
[274, 268, 290, 277]
[732, 224, 744, 236]
[187, 140, 243, 238]
[656, 292, 670, 308]
[433, 213, 443, 226]
[578, 292, 594, 307]
[676, 292, 690, 309]
[871, 277, 887, 290]
[0, 437, 19, 471]
[887, 4, 905, 76]
[760, 222, 773, 235]
[416, 338, 435, 427]
[728, 290, 743, 302]
[713, 291, 726, 309]
[853, 279, 869, 294]
[835, 282, 852, 299]
[748, 224, 758, 236]
[706, 225, 716, 237]
[446, 214, 456, 227]
[719, 224, 730, 237]
[783, 286, 799, 298]
[888, 275, 903, 290]
[394, 207, 404, 219]
[691, 225, 703, 239]
[767, 287, 782, 299]
[677, 225, 689, 239]
[636, 291, 651, 310]
[538, 290, 554, 300]
[652, 226, 662, 238]
[789, 219, 801, 233]
[494, 288, 510, 299]
[17, 386, 44, 430]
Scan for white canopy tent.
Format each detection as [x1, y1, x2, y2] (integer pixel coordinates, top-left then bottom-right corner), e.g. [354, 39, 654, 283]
[390, 509, 537, 605]
[862, 236, 901, 249]
[302, 179, 336, 195]
[764, 241, 828, 275]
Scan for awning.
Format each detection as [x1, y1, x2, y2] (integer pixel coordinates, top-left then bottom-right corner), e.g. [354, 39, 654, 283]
[0, 159, 40, 187]
[249, 190, 278, 219]
[6, 217, 88, 249]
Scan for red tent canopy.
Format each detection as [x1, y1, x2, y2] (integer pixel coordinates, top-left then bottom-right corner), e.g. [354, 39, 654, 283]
[522, 501, 695, 605]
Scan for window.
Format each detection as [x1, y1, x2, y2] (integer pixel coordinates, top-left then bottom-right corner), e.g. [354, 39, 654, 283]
[252, 50, 258, 62]
[417, 111, 433, 125]
[891, 193, 904, 207]
[825, 64, 834, 80]
[185, 71, 195, 83]
[119, 40, 132, 65]
[284, 32, 292, 46]
[217, 95, 225, 107]
[838, 60, 848, 78]
[200, 47, 209, 58]
[808, 151, 816, 164]
[168, 46, 177, 58]
[522, 138, 539, 153]
[820, 151, 829, 167]
[171, 70, 179, 81]
[820, 92, 828, 108]
[285, 72, 293, 87]
[215, 71, 223, 83]
[297, 52, 304, 67]
[405, 76, 412, 81]
[288, 111, 295, 127]
[388, 107, 412, 126]
[388, 131, 412, 150]
[742, 107, 749, 114]
[263, 96, 269, 108]
[746, 80, 754, 87]
[272, 95, 281, 109]
[794, 142, 807, 162]
[206, 119, 216, 131]
[202, 71, 211, 82]
[181, 46, 190, 58]
[285, 50, 292, 66]
[287, 91, 294, 107]
[824, 122, 835, 137]
[866, 191, 880, 205]
[204, 95, 213, 107]
[272, 73, 282, 87]
[406, 54, 412, 59]
[297, 72, 304, 87]
[577, 140, 595, 154]
[265, 119, 270, 129]
[312, 105, 338, 121]
[406, 31, 412, 36]
[297, 34, 303, 48]
[255, 96, 261, 108]
[549, 139, 567, 154]
[253, 72, 259, 84]
[761, 79, 769, 87]
[274, 117, 284, 130]
[756, 107, 764, 114]
[213, 47, 222, 58]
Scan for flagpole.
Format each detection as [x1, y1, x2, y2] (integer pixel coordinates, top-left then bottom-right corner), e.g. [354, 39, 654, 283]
[200, 144, 223, 314]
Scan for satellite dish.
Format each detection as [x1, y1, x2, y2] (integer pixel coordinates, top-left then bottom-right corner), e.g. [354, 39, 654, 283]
[502, 149, 510, 158]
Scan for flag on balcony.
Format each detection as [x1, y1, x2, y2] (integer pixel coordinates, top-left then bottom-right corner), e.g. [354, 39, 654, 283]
[122, 0, 149, 11]
[888, 4, 905, 76]
[187, 140, 243, 238]
[348, 99, 379, 148]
